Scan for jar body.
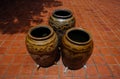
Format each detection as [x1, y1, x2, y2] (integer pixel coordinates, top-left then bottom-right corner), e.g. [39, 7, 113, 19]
[61, 28, 93, 70]
[49, 15, 75, 33]
[25, 26, 60, 67]
[49, 9, 75, 45]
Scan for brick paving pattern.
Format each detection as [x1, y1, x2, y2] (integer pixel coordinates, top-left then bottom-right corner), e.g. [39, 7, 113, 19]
[0, 0, 120, 79]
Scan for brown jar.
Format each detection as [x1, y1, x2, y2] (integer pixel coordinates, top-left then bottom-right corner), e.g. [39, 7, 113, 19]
[49, 9, 75, 45]
[61, 27, 93, 70]
[25, 25, 60, 67]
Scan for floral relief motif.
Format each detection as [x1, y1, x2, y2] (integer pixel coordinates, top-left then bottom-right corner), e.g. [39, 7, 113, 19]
[49, 17, 75, 31]
[25, 26, 59, 67]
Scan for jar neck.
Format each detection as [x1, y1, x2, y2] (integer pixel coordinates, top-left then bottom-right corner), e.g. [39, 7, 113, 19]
[52, 9, 72, 19]
[28, 26, 54, 40]
[66, 28, 92, 45]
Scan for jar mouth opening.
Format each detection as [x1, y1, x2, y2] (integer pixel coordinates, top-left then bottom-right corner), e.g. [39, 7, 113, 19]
[66, 28, 91, 44]
[53, 9, 72, 19]
[28, 26, 53, 40]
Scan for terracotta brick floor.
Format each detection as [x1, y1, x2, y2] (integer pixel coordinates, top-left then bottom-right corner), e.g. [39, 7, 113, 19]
[0, 0, 120, 79]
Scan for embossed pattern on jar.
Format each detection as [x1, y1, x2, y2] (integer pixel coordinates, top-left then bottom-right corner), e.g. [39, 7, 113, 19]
[49, 9, 75, 44]
[61, 27, 93, 70]
[25, 25, 60, 67]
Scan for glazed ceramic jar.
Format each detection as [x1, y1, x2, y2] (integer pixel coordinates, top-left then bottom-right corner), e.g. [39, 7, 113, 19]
[49, 9, 75, 44]
[61, 27, 93, 70]
[25, 25, 60, 67]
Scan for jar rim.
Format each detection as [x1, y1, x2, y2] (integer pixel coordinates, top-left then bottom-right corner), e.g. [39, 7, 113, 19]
[65, 27, 92, 45]
[52, 9, 72, 19]
[28, 25, 54, 40]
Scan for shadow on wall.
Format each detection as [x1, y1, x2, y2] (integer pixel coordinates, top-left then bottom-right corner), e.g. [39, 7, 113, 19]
[0, 0, 62, 34]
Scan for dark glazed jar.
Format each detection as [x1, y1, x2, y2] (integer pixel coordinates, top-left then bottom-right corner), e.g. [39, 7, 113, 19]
[49, 9, 75, 44]
[61, 27, 93, 70]
[25, 25, 60, 67]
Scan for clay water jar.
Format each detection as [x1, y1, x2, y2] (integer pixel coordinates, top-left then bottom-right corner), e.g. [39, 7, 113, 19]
[49, 9, 75, 45]
[61, 27, 93, 70]
[25, 25, 60, 67]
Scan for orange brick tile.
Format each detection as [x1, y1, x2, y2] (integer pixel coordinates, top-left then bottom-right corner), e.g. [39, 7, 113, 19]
[0, 65, 8, 76]
[5, 65, 21, 76]
[60, 76, 72, 79]
[6, 48, 19, 54]
[45, 77, 59, 79]
[100, 47, 111, 55]
[109, 65, 120, 77]
[59, 65, 73, 77]
[115, 56, 120, 64]
[17, 47, 28, 55]
[20, 65, 34, 75]
[0, 55, 3, 61]
[106, 32, 119, 41]
[105, 41, 120, 48]
[0, 47, 8, 54]
[94, 41, 107, 48]
[12, 55, 25, 65]
[85, 65, 98, 77]
[87, 77, 99, 79]
[23, 55, 35, 65]
[11, 41, 24, 48]
[93, 56, 106, 65]
[86, 57, 94, 65]
[99, 77, 113, 79]
[112, 41, 120, 47]
[0, 55, 14, 65]
[0, 41, 3, 45]
[31, 76, 44, 79]
[46, 65, 59, 76]
[6, 34, 17, 40]
[15, 34, 26, 40]
[103, 56, 117, 64]
[101, 34, 109, 41]
[3, 76, 17, 79]
[92, 47, 101, 55]
[0, 35, 8, 40]
[17, 76, 31, 79]
[110, 48, 120, 55]
[96, 65, 112, 76]
[74, 77, 87, 79]
[1, 41, 12, 47]
[73, 67, 85, 77]
[33, 67, 46, 76]
[92, 34, 102, 41]
[113, 77, 120, 79]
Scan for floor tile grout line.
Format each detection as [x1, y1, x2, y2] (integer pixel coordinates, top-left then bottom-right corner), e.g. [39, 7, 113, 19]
[27, 64, 36, 79]
[71, 1, 88, 79]
[85, 0, 118, 78]
[75, 1, 89, 79]
[79, 0, 91, 78]
[87, 0, 119, 75]
[85, 2, 116, 43]
[1, 34, 19, 78]
[84, 0, 120, 63]
[96, 0, 120, 25]
[83, 0, 102, 79]
[87, 0, 115, 78]
[75, 0, 97, 79]
[0, 34, 11, 48]
[32, 64, 48, 79]
[97, 46, 114, 78]
[11, 34, 30, 79]
[97, 7, 120, 42]
[0, 0, 119, 78]
[89, 0, 120, 42]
